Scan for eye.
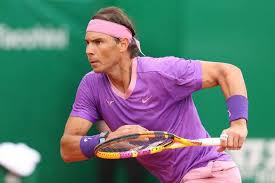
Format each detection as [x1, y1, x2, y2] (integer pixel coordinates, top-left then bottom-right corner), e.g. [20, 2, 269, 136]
[94, 40, 102, 45]
[85, 40, 89, 45]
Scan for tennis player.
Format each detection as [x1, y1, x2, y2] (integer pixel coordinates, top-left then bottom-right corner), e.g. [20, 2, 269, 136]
[60, 7, 248, 183]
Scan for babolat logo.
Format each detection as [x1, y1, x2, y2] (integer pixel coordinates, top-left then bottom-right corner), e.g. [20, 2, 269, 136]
[229, 138, 275, 183]
[0, 24, 69, 50]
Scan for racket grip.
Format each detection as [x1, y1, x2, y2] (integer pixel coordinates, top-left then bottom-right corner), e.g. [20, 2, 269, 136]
[197, 138, 221, 146]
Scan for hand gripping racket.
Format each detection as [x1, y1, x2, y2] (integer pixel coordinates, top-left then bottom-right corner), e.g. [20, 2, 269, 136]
[94, 131, 221, 159]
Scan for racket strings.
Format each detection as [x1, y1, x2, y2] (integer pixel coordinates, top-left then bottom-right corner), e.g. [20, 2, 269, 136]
[98, 135, 173, 153]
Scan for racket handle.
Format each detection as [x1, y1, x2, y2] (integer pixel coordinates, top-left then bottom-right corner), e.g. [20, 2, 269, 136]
[193, 138, 221, 146]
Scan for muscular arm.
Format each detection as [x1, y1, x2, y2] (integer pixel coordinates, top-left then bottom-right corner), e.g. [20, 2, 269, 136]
[60, 117, 92, 162]
[201, 61, 247, 98]
[201, 61, 248, 151]
[60, 117, 148, 162]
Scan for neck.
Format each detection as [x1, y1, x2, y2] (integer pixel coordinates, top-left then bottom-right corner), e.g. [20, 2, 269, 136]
[106, 55, 133, 93]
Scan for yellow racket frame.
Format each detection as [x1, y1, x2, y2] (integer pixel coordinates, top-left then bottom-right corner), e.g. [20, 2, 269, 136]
[95, 131, 220, 159]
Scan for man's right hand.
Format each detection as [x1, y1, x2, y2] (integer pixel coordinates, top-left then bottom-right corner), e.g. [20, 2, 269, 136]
[106, 125, 148, 141]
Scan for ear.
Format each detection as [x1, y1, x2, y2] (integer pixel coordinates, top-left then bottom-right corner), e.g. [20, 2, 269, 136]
[118, 38, 130, 53]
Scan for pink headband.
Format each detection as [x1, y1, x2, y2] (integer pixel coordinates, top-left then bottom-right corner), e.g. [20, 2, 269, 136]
[86, 19, 144, 55]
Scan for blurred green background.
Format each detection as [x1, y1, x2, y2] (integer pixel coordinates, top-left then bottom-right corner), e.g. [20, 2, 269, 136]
[0, 0, 274, 183]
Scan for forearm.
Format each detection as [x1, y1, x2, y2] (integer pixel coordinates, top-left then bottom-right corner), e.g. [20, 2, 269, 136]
[60, 134, 89, 162]
[201, 62, 248, 151]
[61, 117, 98, 162]
[216, 64, 248, 151]
[218, 64, 247, 99]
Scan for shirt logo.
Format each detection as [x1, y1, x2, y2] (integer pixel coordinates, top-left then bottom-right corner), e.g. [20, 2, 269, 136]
[227, 110, 231, 117]
[84, 137, 91, 142]
[141, 95, 152, 104]
[106, 99, 114, 105]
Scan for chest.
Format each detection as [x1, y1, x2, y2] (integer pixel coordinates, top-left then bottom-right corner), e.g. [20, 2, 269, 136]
[97, 78, 172, 130]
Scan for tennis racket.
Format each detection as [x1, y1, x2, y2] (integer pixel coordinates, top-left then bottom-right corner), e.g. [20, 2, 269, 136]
[95, 131, 221, 159]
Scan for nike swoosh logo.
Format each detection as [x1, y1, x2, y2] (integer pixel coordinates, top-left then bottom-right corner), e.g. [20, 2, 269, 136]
[142, 96, 152, 103]
[228, 110, 231, 117]
[106, 99, 114, 105]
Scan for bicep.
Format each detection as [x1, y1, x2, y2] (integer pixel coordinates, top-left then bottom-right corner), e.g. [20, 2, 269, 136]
[63, 116, 93, 136]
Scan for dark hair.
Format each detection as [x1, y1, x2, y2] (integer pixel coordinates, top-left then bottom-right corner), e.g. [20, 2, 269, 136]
[92, 7, 139, 58]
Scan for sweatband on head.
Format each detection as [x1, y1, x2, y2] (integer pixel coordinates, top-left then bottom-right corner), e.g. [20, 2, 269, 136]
[80, 135, 100, 158]
[226, 95, 248, 122]
[86, 19, 144, 55]
[87, 19, 132, 41]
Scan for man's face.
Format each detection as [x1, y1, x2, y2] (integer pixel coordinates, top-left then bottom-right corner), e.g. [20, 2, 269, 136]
[85, 32, 121, 73]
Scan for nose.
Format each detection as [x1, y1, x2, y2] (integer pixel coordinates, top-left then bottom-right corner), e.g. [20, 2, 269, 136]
[86, 43, 95, 55]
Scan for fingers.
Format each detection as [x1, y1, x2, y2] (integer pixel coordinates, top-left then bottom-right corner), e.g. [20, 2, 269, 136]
[125, 125, 149, 134]
[218, 132, 228, 152]
[218, 129, 247, 152]
[117, 125, 148, 132]
[227, 135, 234, 148]
[238, 136, 245, 148]
[108, 125, 148, 140]
[233, 136, 240, 149]
[217, 146, 226, 152]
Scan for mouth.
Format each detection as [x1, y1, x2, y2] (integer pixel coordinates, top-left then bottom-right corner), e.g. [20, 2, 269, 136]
[89, 59, 99, 65]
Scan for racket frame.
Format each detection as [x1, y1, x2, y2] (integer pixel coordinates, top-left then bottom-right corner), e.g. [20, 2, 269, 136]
[94, 131, 221, 159]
